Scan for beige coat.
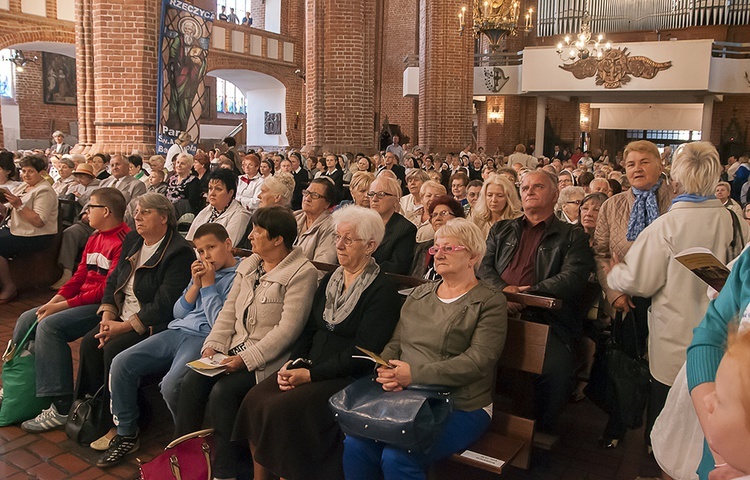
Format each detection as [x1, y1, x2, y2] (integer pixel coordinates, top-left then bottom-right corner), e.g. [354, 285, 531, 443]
[293, 209, 337, 264]
[607, 199, 750, 386]
[203, 247, 318, 382]
[593, 182, 673, 306]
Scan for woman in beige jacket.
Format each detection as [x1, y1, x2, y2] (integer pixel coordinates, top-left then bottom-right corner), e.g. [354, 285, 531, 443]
[174, 206, 318, 480]
[0, 155, 58, 302]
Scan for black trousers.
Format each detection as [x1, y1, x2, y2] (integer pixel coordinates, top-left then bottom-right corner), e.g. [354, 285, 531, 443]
[175, 368, 257, 479]
[534, 331, 576, 433]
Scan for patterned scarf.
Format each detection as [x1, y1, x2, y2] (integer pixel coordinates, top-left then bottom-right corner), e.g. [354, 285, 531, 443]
[626, 179, 662, 241]
[323, 258, 380, 330]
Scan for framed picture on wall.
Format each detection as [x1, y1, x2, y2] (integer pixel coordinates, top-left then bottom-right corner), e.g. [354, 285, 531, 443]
[42, 52, 77, 106]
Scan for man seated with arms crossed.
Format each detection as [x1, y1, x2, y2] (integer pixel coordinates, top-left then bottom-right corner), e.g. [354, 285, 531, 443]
[478, 170, 594, 435]
[14, 188, 129, 432]
[96, 223, 239, 467]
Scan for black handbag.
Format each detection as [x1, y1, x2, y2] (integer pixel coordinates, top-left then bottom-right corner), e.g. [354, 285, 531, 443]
[329, 376, 452, 453]
[605, 310, 650, 429]
[65, 385, 110, 445]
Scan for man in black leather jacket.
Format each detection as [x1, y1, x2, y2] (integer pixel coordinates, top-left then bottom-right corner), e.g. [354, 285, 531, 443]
[478, 170, 595, 433]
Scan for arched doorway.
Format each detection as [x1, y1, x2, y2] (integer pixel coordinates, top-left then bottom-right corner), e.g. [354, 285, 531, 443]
[206, 69, 288, 148]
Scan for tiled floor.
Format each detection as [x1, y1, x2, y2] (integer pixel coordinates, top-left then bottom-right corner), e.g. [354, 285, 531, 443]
[0, 288, 662, 480]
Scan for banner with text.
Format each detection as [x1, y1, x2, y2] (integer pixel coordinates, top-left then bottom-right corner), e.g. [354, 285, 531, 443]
[156, 0, 214, 156]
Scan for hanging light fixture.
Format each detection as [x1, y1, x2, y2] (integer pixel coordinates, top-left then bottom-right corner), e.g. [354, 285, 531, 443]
[556, 12, 612, 64]
[6, 51, 38, 72]
[458, 0, 534, 53]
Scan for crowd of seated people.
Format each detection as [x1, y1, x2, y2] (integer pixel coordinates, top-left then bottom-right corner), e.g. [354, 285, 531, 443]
[3, 136, 750, 480]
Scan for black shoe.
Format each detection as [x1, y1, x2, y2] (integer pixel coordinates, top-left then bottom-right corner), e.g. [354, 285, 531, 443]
[96, 433, 139, 468]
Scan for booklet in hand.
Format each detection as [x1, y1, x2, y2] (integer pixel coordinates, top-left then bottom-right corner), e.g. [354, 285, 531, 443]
[187, 353, 228, 377]
[354, 346, 393, 369]
[675, 247, 730, 292]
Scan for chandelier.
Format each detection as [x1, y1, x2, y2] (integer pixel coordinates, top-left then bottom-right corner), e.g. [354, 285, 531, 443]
[6, 51, 38, 72]
[458, 1, 534, 52]
[556, 13, 611, 64]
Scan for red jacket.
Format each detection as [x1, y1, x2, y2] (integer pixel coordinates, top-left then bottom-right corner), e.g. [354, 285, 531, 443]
[58, 222, 130, 307]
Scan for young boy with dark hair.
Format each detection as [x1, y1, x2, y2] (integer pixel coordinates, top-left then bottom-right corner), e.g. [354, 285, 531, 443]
[16, 188, 130, 432]
[96, 223, 239, 467]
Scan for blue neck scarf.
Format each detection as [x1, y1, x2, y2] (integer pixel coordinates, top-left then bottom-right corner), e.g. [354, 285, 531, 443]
[670, 194, 715, 208]
[626, 179, 663, 241]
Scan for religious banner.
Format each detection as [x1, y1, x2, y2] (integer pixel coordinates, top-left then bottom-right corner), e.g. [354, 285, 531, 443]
[156, 0, 214, 156]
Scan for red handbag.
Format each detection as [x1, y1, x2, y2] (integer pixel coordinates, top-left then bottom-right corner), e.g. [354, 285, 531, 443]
[139, 429, 215, 480]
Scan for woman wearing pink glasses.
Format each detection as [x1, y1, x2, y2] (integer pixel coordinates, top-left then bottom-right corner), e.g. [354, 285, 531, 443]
[343, 217, 508, 480]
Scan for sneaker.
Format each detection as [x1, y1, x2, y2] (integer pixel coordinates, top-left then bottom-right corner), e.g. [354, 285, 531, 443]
[21, 404, 68, 433]
[90, 427, 117, 451]
[96, 433, 139, 468]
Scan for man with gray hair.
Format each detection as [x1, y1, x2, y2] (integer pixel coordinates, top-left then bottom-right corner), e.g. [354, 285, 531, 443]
[478, 170, 594, 435]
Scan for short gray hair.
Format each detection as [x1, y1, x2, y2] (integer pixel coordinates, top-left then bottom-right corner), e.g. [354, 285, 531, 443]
[419, 180, 446, 196]
[671, 142, 722, 196]
[137, 192, 177, 229]
[405, 169, 430, 183]
[435, 218, 486, 270]
[52, 130, 64, 138]
[176, 152, 194, 164]
[264, 172, 295, 205]
[557, 186, 586, 209]
[332, 205, 385, 248]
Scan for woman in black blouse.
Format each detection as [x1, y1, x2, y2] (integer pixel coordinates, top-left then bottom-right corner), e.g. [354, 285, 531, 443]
[233, 205, 402, 480]
[321, 153, 344, 196]
[165, 153, 203, 217]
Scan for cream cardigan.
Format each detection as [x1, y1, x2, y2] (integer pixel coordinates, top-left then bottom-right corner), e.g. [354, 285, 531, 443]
[9, 181, 58, 237]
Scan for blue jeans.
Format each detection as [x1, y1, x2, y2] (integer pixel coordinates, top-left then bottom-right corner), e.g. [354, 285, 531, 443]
[13, 304, 101, 398]
[343, 408, 491, 480]
[109, 328, 206, 436]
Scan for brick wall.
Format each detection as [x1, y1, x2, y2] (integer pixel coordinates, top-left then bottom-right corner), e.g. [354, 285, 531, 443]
[15, 51, 78, 140]
[418, 0, 474, 153]
[377, 0, 418, 146]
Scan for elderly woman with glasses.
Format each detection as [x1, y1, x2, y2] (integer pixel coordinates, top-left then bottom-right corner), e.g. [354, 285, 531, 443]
[343, 217, 507, 479]
[556, 186, 586, 224]
[368, 176, 417, 275]
[294, 178, 338, 265]
[411, 195, 465, 280]
[234, 206, 402, 480]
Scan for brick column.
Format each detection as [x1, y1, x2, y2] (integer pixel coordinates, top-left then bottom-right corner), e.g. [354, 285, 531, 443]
[418, 0, 473, 154]
[75, 0, 95, 151]
[86, 0, 160, 155]
[304, 0, 377, 153]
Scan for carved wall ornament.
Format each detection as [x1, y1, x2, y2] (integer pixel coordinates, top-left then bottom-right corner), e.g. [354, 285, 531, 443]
[559, 47, 672, 89]
[483, 67, 510, 93]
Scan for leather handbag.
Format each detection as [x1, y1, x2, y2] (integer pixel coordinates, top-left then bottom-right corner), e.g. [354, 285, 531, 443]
[65, 385, 109, 445]
[329, 376, 452, 453]
[139, 428, 215, 480]
[605, 310, 650, 429]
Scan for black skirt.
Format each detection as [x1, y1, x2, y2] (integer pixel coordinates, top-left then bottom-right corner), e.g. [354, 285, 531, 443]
[232, 373, 352, 480]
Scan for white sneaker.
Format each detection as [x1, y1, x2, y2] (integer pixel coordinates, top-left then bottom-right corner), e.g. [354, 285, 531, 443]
[21, 404, 68, 433]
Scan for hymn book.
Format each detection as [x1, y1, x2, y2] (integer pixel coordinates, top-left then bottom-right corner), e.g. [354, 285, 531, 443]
[674, 247, 730, 292]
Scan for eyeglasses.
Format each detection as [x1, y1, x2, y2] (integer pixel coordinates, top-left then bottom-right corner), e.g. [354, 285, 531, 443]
[85, 204, 107, 212]
[430, 210, 455, 219]
[366, 191, 395, 199]
[428, 244, 467, 255]
[302, 190, 325, 200]
[333, 234, 364, 246]
[566, 200, 582, 206]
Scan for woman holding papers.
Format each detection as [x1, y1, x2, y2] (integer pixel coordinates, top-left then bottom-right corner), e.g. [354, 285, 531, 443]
[173, 206, 318, 480]
[342, 218, 507, 480]
[607, 142, 750, 454]
[235, 205, 402, 480]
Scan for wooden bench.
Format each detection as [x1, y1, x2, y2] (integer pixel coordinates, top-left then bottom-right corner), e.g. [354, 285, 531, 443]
[8, 199, 66, 290]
